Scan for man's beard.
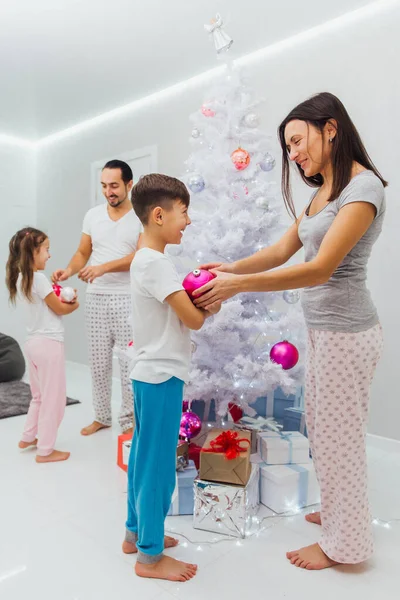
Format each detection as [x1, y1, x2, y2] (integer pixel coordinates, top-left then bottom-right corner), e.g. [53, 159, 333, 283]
[107, 195, 126, 208]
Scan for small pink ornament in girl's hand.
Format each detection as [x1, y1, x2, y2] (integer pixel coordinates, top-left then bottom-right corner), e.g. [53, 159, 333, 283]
[182, 269, 216, 300]
[53, 283, 76, 303]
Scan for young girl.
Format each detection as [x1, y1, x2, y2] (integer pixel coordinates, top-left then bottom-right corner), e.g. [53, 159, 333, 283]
[6, 227, 79, 463]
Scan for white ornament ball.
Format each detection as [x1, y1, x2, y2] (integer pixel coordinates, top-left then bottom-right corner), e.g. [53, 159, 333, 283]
[60, 286, 75, 303]
[191, 128, 201, 139]
[283, 289, 300, 304]
[255, 196, 269, 210]
[259, 153, 276, 172]
[244, 113, 260, 128]
[188, 174, 205, 193]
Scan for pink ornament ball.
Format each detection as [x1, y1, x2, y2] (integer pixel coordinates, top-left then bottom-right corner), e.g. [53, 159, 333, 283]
[201, 103, 215, 117]
[182, 269, 216, 300]
[52, 283, 62, 297]
[180, 411, 202, 440]
[270, 340, 299, 370]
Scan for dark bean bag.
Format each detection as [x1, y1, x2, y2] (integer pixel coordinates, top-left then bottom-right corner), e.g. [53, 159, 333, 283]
[0, 333, 25, 383]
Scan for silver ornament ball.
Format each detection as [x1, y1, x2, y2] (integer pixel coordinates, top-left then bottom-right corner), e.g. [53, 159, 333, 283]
[255, 196, 269, 210]
[191, 128, 201, 139]
[283, 289, 300, 304]
[259, 153, 276, 172]
[188, 174, 205, 193]
[244, 113, 260, 128]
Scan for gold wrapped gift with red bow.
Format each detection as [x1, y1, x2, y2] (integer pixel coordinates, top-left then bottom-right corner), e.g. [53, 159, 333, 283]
[199, 429, 251, 486]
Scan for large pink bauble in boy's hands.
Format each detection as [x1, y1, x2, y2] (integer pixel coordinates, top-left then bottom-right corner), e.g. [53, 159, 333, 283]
[182, 269, 216, 300]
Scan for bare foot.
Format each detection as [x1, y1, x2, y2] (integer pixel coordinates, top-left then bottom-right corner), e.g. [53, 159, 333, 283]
[36, 450, 70, 463]
[80, 421, 110, 436]
[18, 439, 37, 449]
[305, 511, 322, 525]
[122, 536, 179, 554]
[123, 427, 134, 436]
[135, 555, 197, 582]
[286, 543, 339, 570]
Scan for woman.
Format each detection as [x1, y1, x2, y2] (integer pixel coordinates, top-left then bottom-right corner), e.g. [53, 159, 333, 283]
[195, 92, 386, 570]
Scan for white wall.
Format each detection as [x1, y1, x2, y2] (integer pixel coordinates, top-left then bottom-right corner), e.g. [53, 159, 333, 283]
[36, 4, 400, 439]
[0, 144, 36, 347]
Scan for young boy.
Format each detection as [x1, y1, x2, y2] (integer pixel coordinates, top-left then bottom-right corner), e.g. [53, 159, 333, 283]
[122, 174, 220, 582]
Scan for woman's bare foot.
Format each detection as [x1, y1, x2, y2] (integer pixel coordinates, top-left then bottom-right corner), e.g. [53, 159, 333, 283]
[36, 450, 70, 463]
[122, 536, 179, 554]
[135, 555, 197, 582]
[80, 421, 110, 436]
[18, 439, 37, 449]
[286, 543, 339, 570]
[305, 511, 322, 525]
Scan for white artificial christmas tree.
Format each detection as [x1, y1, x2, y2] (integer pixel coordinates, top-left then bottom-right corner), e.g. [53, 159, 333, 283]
[169, 16, 305, 419]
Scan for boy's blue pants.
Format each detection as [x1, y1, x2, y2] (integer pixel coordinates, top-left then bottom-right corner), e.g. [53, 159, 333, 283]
[125, 377, 184, 563]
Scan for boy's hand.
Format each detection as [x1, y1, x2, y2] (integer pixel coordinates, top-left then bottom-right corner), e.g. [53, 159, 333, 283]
[204, 301, 222, 315]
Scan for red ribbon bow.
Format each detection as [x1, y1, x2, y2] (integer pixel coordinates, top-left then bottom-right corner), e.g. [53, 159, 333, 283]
[202, 430, 250, 460]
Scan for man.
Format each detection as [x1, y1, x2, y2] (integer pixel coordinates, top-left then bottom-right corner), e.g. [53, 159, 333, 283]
[52, 160, 141, 436]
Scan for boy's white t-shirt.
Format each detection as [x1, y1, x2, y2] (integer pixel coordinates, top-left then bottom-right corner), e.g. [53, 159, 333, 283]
[18, 272, 64, 342]
[129, 248, 191, 384]
[82, 205, 142, 295]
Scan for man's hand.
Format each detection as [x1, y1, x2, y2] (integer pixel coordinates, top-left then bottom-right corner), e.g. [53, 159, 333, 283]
[51, 267, 72, 283]
[78, 265, 105, 283]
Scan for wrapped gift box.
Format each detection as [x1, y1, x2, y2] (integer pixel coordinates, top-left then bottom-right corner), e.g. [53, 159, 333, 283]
[283, 407, 307, 437]
[257, 431, 309, 465]
[259, 462, 320, 514]
[193, 464, 260, 538]
[167, 460, 197, 516]
[117, 432, 132, 472]
[176, 441, 189, 470]
[200, 429, 252, 486]
[117, 435, 189, 472]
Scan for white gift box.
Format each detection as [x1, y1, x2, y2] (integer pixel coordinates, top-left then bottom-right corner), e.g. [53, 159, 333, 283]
[193, 464, 260, 538]
[257, 431, 309, 465]
[122, 440, 131, 469]
[259, 462, 320, 514]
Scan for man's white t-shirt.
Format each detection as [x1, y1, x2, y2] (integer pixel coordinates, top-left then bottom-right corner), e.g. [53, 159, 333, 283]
[129, 248, 191, 384]
[18, 272, 64, 342]
[82, 205, 142, 295]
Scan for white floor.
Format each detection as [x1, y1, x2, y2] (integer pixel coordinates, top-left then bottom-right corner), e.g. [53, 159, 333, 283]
[1, 362, 400, 600]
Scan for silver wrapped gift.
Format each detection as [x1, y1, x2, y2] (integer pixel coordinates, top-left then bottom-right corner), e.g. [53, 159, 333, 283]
[193, 464, 259, 538]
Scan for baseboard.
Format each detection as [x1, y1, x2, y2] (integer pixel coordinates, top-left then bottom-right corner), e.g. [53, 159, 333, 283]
[366, 433, 400, 453]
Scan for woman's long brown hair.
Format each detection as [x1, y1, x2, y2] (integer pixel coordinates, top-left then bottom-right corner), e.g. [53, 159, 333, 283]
[278, 92, 388, 219]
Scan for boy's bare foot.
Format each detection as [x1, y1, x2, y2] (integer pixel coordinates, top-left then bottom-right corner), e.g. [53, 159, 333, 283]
[286, 543, 339, 570]
[122, 536, 179, 554]
[305, 511, 322, 525]
[135, 555, 197, 582]
[123, 427, 134, 436]
[18, 439, 37, 449]
[36, 450, 70, 463]
[80, 421, 110, 436]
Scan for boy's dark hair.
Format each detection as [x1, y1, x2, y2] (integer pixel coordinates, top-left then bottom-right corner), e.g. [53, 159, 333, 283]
[103, 159, 133, 184]
[131, 174, 190, 225]
[6, 227, 48, 304]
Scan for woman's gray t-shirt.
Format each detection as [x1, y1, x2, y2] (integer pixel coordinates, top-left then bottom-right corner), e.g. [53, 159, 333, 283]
[297, 170, 385, 333]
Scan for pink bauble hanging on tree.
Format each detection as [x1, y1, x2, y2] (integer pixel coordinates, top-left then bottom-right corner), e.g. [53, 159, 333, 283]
[201, 103, 215, 117]
[180, 410, 202, 440]
[182, 269, 216, 300]
[270, 340, 299, 370]
[231, 147, 250, 171]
